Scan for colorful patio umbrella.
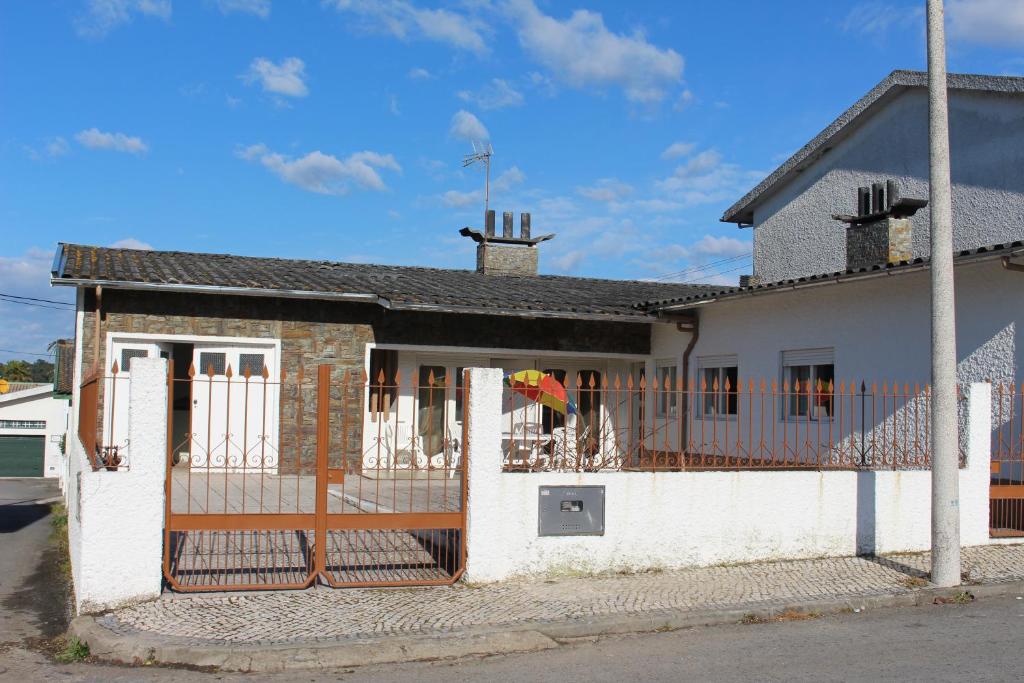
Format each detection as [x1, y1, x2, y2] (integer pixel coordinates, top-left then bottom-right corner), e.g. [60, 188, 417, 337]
[504, 369, 577, 415]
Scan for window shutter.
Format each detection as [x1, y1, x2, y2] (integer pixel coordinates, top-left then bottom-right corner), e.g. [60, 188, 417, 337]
[781, 348, 833, 367]
[697, 354, 738, 369]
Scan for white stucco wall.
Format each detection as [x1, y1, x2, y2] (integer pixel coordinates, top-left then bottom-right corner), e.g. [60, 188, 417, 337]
[0, 386, 70, 478]
[672, 259, 1021, 391]
[64, 357, 167, 614]
[750, 88, 1024, 282]
[464, 369, 993, 583]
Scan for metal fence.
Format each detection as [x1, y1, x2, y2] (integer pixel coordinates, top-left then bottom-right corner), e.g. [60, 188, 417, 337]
[501, 374, 949, 472]
[77, 366, 131, 471]
[992, 383, 1024, 537]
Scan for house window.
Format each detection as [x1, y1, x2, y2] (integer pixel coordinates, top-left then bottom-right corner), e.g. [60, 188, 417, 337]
[238, 353, 266, 377]
[698, 356, 738, 417]
[120, 348, 148, 372]
[655, 360, 678, 418]
[782, 349, 835, 420]
[367, 348, 397, 414]
[198, 352, 227, 376]
[0, 420, 45, 429]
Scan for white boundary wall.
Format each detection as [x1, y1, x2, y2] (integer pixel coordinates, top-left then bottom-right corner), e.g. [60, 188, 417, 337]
[465, 369, 994, 583]
[65, 357, 167, 614]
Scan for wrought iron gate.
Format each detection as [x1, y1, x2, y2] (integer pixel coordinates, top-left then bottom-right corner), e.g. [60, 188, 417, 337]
[163, 362, 468, 591]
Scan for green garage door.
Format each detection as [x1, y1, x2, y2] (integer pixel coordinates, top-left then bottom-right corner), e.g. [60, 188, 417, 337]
[0, 435, 45, 477]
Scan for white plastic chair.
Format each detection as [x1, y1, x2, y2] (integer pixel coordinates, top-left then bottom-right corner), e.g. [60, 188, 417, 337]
[506, 421, 548, 469]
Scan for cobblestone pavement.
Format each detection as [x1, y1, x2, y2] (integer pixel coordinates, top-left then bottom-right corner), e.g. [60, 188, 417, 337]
[100, 544, 1024, 646]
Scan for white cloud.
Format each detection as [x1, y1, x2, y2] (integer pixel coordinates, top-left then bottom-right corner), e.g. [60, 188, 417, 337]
[673, 88, 695, 111]
[47, 137, 70, 157]
[110, 237, 154, 250]
[441, 189, 480, 208]
[948, 0, 1024, 48]
[576, 178, 633, 202]
[655, 148, 764, 206]
[75, 0, 171, 38]
[389, 94, 401, 115]
[408, 67, 433, 80]
[492, 166, 525, 192]
[840, 2, 922, 36]
[325, 0, 489, 54]
[244, 57, 308, 97]
[440, 166, 524, 207]
[506, 0, 683, 103]
[0, 248, 75, 360]
[74, 128, 149, 154]
[457, 78, 525, 110]
[449, 110, 489, 142]
[660, 141, 696, 160]
[237, 143, 401, 195]
[25, 137, 70, 161]
[216, 0, 270, 18]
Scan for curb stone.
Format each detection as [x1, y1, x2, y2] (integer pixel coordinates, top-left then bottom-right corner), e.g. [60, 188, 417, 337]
[71, 579, 1024, 673]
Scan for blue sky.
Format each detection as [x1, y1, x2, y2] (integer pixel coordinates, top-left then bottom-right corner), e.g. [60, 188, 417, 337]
[2, 0, 1023, 362]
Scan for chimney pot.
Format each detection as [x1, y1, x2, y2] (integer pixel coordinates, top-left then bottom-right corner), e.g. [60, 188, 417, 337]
[857, 187, 871, 217]
[871, 182, 885, 214]
[520, 212, 531, 239]
[502, 211, 514, 238]
[485, 210, 496, 237]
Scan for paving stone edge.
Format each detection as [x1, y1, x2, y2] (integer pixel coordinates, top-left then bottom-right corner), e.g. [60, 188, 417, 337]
[70, 579, 1024, 673]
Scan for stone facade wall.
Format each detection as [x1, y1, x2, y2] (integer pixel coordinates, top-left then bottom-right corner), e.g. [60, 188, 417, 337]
[475, 243, 539, 276]
[845, 217, 912, 271]
[79, 288, 651, 474]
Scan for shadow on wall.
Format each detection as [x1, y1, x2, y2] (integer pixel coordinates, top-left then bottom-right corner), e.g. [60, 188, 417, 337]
[856, 470, 875, 556]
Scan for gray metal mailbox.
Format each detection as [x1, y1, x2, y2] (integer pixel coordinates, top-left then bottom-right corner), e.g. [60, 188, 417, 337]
[538, 485, 605, 536]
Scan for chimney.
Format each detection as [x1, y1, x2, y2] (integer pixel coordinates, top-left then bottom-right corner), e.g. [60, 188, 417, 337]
[459, 211, 554, 276]
[832, 181, 927, 271]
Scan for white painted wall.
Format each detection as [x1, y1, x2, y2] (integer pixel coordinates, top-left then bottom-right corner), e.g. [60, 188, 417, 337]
[0, 385, 70, 477]
[668, 259, 1021, 395]
[750, 88, 1024, 282]
[64, 357, 167, 614]
[465, 369, 993, 583]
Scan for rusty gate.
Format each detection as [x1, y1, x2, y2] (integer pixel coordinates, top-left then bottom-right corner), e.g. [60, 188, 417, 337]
[992, 383, 1024, 538]
[163, 363, 468, 591]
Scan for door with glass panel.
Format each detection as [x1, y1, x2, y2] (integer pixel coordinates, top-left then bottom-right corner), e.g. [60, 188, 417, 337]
[190, 344, 278, 471]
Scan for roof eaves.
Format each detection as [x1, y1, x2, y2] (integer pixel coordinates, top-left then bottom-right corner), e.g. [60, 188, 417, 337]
[644, 241, 1024, 312]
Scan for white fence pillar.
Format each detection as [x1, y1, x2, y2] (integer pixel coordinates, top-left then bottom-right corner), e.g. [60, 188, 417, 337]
[464, 368, 505, 583]
[71, 357, 167, 613]
[960, 382, 992, 547]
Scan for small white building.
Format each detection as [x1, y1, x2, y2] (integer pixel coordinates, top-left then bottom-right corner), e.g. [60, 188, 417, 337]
[0, 382, 70, 478]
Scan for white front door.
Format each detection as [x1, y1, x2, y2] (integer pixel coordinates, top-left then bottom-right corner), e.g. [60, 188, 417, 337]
[190, 344, 279, 471]
[105, 340, 172, 459]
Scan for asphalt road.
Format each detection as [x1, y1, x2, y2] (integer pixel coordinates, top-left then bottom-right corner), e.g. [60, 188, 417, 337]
[1, 475, 1023, 681]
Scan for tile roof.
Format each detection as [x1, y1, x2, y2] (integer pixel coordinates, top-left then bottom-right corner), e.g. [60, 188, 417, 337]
[721, 70, 1024, 225]
[640, 241, 1024, 312]
[52, 243, 718, 322]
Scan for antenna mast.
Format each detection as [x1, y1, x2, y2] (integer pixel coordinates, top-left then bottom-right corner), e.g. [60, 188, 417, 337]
[462, 141, 493, 219]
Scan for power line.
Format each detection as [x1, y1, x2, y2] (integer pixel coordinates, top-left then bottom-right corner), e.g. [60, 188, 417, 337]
[0, 291, 75, 306]
[653, 253, 752, 282]
[0, 348, 55, 357]
[0, 296, 76, 312]
[679, 261, 753, 285]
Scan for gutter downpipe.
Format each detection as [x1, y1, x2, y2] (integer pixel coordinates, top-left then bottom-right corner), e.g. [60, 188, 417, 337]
[678, 315, 699, 458]
[92, 285, 102, 379]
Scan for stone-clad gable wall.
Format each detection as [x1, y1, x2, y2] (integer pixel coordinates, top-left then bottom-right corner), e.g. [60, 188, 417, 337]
[79, 288, 651, 473]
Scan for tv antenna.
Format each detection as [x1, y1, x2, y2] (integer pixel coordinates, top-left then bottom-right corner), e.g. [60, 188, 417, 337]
[462, 141, 493, 218]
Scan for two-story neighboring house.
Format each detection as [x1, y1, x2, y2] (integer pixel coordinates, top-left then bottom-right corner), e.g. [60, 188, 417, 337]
[723, 70, 1024, 283]
[642, 70, 1024, 392]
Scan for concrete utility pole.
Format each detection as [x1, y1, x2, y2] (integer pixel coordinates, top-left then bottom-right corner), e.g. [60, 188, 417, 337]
[926, 0, 961, 587]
